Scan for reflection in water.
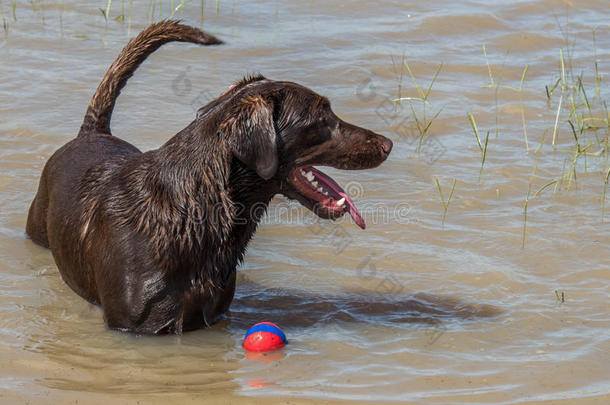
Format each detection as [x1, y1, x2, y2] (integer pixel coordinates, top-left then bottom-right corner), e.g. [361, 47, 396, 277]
[228, 275, 501, 330]
[21, 274, 501, 397]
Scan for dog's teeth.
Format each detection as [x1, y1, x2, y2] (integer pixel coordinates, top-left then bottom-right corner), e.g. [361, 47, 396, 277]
[323, 191, 329, 196]
[300, 169, 306, 176]
[336, 197, 345, 206]
[305, 171, 314, 181]
[312, 181, 318, 187]
[317, 187, 324, 193]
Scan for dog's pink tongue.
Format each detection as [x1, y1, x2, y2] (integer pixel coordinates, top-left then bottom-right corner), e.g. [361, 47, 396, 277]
[309, 167, 366, 230]
[341, 193, 365, 230]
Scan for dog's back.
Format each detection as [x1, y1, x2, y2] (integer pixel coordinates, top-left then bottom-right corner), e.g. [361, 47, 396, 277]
[26, 21, 222, 249]
[26, 22, 222, 303]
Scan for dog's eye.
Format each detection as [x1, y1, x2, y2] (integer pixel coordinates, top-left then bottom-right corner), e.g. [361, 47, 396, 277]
[319, 113, 339, 131]
[308, 121, 332, 145]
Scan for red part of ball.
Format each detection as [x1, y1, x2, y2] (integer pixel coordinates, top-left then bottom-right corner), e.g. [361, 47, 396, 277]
[243, 322, 287, 352]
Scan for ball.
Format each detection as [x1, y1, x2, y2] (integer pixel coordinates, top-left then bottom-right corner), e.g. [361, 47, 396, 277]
[243, 322, 287, 352]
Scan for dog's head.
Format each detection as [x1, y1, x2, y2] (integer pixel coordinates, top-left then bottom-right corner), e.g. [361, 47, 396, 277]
[199, 75, 392, 229]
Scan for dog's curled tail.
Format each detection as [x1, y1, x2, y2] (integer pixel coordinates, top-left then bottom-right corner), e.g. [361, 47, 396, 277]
[79, 20, 222, 136]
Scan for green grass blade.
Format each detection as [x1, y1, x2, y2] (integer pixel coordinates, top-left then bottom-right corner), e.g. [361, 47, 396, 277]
[519, 65, 529, 91]
[424, 62, 443, 101]
[552, 93, 563, 146]
[483, 45, 494, 86]
[467, 113, 483, 151]
[403, 59, 425, 100]
[577, 75, 591, 114]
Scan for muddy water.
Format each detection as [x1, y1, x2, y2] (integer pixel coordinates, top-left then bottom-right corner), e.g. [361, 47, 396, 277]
[1, 1, 609, 404]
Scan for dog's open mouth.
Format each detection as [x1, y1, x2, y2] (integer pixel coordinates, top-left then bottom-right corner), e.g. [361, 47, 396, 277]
[287, 166, 365, 229]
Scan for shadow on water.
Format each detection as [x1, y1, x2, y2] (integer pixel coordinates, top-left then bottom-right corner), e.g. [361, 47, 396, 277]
[20, 268, 502, 396]
[224, 274, 502, 332]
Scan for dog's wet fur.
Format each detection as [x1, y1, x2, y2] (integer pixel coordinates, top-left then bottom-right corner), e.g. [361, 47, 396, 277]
[26, 21, 392, 334]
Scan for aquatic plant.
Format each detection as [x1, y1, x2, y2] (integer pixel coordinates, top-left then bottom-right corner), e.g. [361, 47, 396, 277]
[392, 57, 444, 153]
[435, 177, 456, 227]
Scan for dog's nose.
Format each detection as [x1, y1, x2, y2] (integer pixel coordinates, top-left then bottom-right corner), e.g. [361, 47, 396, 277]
[380, 137, 393, 155]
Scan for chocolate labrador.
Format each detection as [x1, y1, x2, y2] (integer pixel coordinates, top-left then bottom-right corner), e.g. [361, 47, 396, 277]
[26, 21, 392, 334]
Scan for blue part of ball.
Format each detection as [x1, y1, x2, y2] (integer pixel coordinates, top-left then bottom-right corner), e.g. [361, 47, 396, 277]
[244, 323, 287, 344]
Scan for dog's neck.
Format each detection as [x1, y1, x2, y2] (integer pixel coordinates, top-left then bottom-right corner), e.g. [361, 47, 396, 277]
[152, 120, 277, 273]
[226, 158, 277, 245]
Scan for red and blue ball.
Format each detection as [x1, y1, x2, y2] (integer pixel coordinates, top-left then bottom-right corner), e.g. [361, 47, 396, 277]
[243, 322, 287, 352]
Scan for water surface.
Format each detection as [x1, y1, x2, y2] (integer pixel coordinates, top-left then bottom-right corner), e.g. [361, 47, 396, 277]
[1, 1, 609, 403]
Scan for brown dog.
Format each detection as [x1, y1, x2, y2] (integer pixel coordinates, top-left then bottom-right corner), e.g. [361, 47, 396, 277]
[26, 21, 392, 334]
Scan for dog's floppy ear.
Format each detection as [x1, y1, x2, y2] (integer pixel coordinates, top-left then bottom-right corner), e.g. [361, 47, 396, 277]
[221, 94, 278, 180]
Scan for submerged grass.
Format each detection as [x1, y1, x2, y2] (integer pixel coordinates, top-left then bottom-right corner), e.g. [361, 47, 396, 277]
[389, 30, 607, 230]
[522, 35, 608, 245]
[435, 178, 456, 227]
[392, 57, 444, 153]
[482, 52, 529, 151]
[602, 167, 610, 223]
[551, 47, 608, 195]
[467, 112, 490, 178]
[398, 31, 607, 237]
[474, 29, 608, 246]
[554, 290, 565, 304]
[96, 0, 213, 25]
[10, 0, 16, 21]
